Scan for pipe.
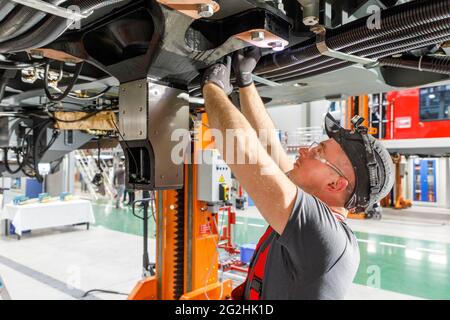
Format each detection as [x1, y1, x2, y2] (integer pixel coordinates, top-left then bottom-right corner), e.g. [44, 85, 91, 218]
[0, 1, 66, 43]
[265, 17, 450, 80]
[274, 31, 450, 83]
[0, 60, 45, 70]
[0, 1, 16, 22]
[0, 0, 127, 53]
[256, 0, 450, 76]
[271, 25, 450, 82]
[380, 55, 450, 74]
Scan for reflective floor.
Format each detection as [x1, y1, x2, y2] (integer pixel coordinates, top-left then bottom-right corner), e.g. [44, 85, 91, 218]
[91, 201, 450, 300]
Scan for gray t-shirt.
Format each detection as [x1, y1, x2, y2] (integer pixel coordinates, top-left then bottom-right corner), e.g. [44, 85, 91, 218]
[246, 188, 360, 300]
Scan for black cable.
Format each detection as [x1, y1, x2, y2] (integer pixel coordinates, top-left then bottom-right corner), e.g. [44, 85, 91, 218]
[50, 156, 64, 173]
[111, 119, 139, 177]
[131, 196, 156, 222]
[7, 121, 42, 178]
[131, 198, 151, 220]
[96, 139, 103, 172]
[44, 61, 84, 102]
[3, 148, 24, 174]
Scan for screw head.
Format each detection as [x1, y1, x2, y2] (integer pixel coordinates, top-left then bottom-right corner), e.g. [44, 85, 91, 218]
[268, 41, 285, 52]
[197, 3, 214, 18]
[64, 59, 77, 67]
[251, 31, 265, 42]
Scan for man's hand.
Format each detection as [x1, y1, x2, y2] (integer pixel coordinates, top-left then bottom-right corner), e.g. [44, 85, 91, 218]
[233, 47, 261, 88]
[202, 56, 233, 95]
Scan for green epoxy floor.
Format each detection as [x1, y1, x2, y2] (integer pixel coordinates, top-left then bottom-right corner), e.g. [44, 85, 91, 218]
[92, 202, 450, 300]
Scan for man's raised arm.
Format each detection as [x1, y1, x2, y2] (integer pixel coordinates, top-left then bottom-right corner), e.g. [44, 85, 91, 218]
[202, 58, 298, 235]
[233, 48, 293, 174]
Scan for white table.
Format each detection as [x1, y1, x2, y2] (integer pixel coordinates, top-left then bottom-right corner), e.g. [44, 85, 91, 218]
[1, 200, 95, 239]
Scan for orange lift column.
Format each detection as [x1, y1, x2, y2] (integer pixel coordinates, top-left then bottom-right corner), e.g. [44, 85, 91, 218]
[180, 113, 232, 300]
[128, 113, 232, 300]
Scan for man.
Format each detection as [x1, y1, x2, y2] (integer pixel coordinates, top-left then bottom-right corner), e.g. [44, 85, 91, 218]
[113, 163, 126, 209]
[201, 47, 394, 300]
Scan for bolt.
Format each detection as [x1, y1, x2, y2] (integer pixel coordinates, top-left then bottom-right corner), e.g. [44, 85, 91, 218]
[139, 106, 143, 112]
[251, 31, 265, 42]
[30, 50, 44, 59]
[269, 41, 285, 52]
[197, 3, 214, 18]
[64, 59, 77, 67]
[139, 130, 143, 136]
[303, 16, 319, 26]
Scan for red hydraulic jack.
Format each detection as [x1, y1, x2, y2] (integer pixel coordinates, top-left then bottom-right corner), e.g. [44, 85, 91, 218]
[218, 206, 249, 275]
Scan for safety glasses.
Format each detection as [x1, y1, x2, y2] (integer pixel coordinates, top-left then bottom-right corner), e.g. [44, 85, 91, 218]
[299, 142, 353, 189]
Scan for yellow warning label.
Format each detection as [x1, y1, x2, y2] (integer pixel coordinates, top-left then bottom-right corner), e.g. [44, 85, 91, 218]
[219, 175, 225, 183]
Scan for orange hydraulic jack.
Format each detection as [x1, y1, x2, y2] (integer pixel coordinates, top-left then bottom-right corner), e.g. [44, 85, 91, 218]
[392, 154, 412, 210]
[128, 113, 232, 300]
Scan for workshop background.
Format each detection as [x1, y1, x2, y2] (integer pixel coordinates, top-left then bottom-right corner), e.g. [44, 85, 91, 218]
[1, 91, 450, 300]
[0, 0, 450, 301]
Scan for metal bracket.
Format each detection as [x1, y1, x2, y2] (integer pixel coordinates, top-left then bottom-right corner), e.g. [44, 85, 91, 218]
[10, 0, 89, 20]
[314, 26, 379, 67]
[156, 0, 220, 19]
[119, 80, 189, 190]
